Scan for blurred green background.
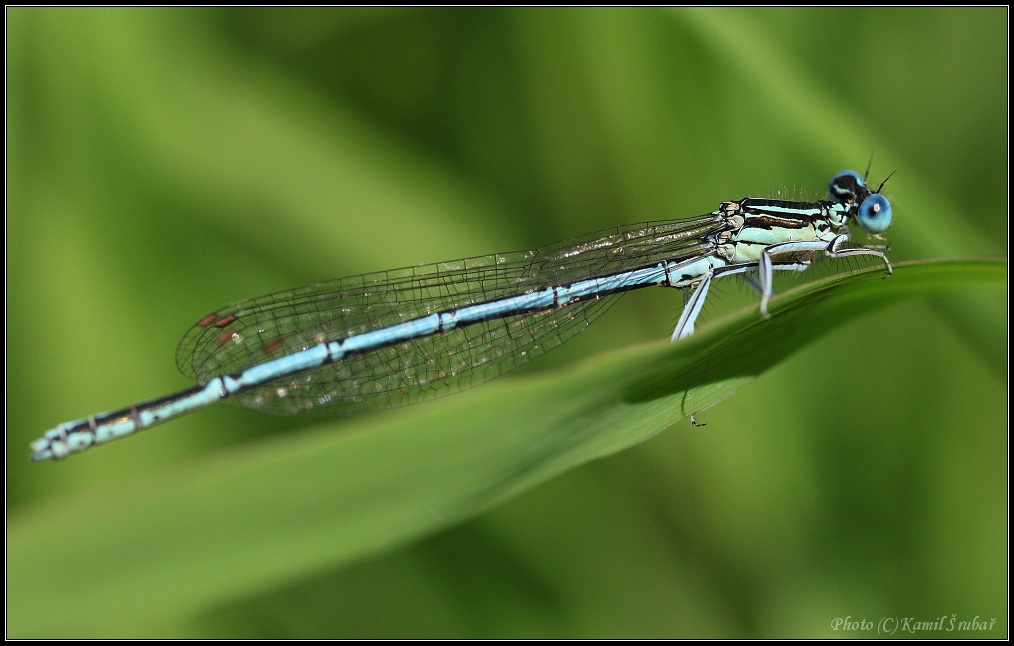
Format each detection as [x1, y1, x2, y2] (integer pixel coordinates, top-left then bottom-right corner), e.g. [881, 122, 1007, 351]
[7, 7, 1006, 638]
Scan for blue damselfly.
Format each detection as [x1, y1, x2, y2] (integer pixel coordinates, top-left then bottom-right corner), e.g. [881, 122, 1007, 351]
[31, 170, 892, 461]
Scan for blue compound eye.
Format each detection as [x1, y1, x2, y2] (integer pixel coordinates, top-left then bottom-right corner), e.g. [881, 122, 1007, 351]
[856, 193, 892, 234]
[828, 170, 866, 202]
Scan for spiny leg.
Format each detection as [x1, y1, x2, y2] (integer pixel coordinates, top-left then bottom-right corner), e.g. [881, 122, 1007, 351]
[671, 270, 714, 341]
[758, 235, 893, 318]
[742, 260, 811, 297]
[670, 261, 812, 341]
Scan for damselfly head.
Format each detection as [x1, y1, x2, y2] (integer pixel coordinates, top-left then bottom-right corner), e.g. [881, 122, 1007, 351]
[830, 169, 893, 235]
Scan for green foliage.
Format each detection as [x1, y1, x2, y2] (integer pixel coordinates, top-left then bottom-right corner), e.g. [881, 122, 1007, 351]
[7, 8, 1006, 638]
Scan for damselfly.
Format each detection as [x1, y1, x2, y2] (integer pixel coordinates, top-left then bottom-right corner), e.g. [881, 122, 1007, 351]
[30, 170, 893, 462]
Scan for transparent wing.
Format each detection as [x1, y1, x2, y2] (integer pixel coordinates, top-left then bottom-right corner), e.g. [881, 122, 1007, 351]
[176, 214, 725, 415]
